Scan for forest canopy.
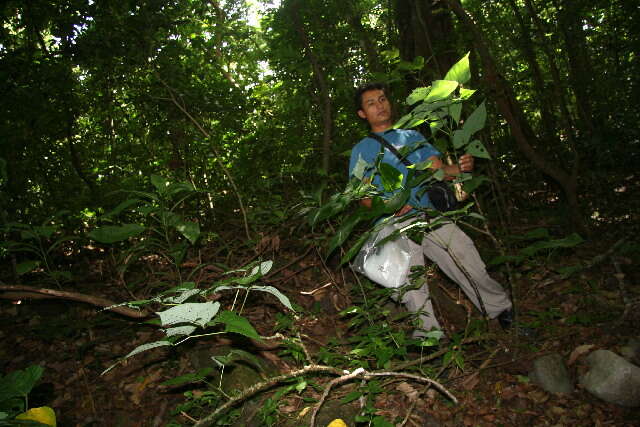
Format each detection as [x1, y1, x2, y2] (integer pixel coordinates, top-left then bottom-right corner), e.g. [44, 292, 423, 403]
[1, 0, 637, 233]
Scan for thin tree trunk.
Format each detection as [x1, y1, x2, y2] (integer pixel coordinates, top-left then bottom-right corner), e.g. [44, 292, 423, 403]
[290, 2, 333, 174]
[554, 0, 597, 138]
[524, 0, 576, 147]
[506, 0, 557, 142]
[445, 0, 586, 234]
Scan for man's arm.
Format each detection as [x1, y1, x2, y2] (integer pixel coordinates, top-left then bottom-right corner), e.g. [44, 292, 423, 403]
[428, 153, 474, 177]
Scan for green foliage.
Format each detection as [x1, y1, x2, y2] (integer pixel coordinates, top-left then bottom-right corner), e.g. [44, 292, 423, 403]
[0, 365, 44, 420]
[89, 175, 203, 283]
[102, 259, 294, 374]
[489, 228, 585, 268]
[318, 280, 444, 370]
[1, 214, 75, 287]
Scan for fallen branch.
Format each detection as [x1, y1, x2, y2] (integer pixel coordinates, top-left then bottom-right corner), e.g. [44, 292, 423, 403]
[0, 285, 150, 319]
[310, 369, 456, 426]
[193, 364, 341, 427]
[192, 363, 457, 427]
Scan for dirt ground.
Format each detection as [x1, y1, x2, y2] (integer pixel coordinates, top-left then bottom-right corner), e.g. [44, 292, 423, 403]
[1, 227, 640, 426]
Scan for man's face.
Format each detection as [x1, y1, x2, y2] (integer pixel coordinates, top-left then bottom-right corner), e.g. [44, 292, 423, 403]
[357, 89, 392, 130]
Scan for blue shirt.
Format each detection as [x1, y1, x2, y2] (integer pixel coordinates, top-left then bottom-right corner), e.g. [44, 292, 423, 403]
[348, 129, 441, 209]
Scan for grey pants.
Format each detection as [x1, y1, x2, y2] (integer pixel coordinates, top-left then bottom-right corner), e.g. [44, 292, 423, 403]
[391, 217, 512, 335]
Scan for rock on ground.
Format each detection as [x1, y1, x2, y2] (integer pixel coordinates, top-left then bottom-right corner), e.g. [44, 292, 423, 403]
[580, 349, 640, 407]
[530, 353, 574, 394]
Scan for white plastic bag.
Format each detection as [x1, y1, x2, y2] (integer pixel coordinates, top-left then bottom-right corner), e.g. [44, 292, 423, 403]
[352, 222, 412, 288]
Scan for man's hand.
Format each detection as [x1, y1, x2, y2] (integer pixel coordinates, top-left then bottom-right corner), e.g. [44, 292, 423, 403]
[458, 154, 474, 173]
[394, 204, 413, 216]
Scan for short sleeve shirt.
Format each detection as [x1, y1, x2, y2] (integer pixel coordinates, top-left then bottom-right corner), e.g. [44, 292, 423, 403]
[348, 129, 441, 209]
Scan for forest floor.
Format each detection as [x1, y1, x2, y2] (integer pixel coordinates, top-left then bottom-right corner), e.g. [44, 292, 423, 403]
[2, 210, 640, 426]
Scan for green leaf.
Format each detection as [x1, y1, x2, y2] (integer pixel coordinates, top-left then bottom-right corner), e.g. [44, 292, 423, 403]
[102, 198, 141, 219]
[393, 112, 412, 129]
[509, 228, 550, 241]
[33, 226, 56, 239]
[326, 211, 365, 257]
[462, 175, 491, 193]
[215, 310, 259, 339]
[372, 415, 395, 427]
[295, 379, 307, 392]
[124, 340, 171, 359]
[462, 102, 486, 135]
[340, 230, 373, 265]
[424, 80, 458, 103]
[176, 221, 200, 245]
[452, 129, 472, 149]
[520, 233, 584, 257]
[406, 87, 431, 105]
[383, 187, 411, 214]
[150, 175, 170, 193]
[88, 224, 145, 243]
[0, 365, 44, 402]
[165, 325, 197, 337]
[247, 285, 294, 311]
[459, 88, 476, 99]
[378, 163, 403, 192]
[449, 102, 462, 123]
[161, 367, 214, 386]
[16, 260, 40, 275]
[443, 52, 471, 84]
[340, 391, 363, 404]
[466, 140, 491, 159]
[156, 301, 220, 328]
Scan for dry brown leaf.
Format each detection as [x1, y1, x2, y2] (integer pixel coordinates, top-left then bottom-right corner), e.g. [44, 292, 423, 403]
[396, 381, 420, 401]
[568, 344, 596, 365]
[461, 372, 480, 390]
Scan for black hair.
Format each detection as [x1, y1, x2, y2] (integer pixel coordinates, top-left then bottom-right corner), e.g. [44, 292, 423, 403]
[354, 82, 389, 112]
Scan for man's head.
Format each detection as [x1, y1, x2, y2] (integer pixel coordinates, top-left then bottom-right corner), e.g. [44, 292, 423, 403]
[354, 82, 393, 132]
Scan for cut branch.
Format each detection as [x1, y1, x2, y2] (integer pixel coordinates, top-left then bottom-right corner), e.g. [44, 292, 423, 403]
[0, 285, 150, 318]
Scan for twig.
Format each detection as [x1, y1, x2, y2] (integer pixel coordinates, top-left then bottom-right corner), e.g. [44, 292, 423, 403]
[309, 368, 457, 427]
[193, 365, 342, 427]
[310, 368, 366, 427]
[296, 332, 314, 364]
[0, 285, 150, 318]
[180, 411, 199, 423]
[392, 334, 496, 371]
[399, 399, 417, 427]
[263, 245, 314, 280]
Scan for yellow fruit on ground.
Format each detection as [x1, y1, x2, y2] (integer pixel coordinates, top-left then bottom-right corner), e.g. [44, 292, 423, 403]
[326, 419, 348, 427]
[15, 406, 57, 426]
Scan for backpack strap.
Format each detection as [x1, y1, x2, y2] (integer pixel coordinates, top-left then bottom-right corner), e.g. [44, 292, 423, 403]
[368, 132, 412, 167]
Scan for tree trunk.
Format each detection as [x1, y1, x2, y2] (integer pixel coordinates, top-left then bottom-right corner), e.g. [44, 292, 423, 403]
[394, 0, 457, 84]
[554, 0, 598, 139]
[445, 0, 587, 234]
[524, 0, 577, 148]
[506, 0, 557, 142]
[290, 2, 333, 174]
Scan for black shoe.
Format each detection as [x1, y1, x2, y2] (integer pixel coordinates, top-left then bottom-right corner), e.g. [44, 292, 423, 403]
[498, 309, 538, 338]
[498, 309, 514, 330]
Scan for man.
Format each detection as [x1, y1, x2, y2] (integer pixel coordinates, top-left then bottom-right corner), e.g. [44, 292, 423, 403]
[349, 82, 513, 337]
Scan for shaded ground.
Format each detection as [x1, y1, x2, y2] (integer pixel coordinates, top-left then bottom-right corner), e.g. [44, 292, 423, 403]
[2, 211, 640, 426]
